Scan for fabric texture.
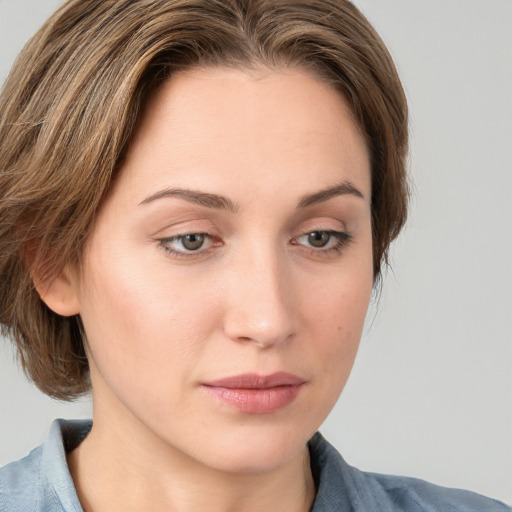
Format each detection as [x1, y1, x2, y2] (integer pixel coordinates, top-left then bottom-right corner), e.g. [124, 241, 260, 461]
[0, 419, 509, 511]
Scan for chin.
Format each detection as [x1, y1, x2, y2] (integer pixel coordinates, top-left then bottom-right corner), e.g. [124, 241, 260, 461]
[185, 421, 315, 474]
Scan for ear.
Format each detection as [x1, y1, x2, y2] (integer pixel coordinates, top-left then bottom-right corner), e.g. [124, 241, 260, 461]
[34, 267, 81, 317]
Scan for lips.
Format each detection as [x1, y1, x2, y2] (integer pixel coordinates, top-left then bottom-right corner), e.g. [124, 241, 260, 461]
[201, 372, 305, 414]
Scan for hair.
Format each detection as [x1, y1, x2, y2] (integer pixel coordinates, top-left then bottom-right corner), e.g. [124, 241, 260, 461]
[0, 0, 408, 400]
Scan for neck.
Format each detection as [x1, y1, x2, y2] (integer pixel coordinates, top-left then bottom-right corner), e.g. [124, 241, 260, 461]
[67, 405, 316, 512]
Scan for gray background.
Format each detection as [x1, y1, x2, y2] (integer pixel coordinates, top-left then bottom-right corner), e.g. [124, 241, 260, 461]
[1, 0, 510, 504]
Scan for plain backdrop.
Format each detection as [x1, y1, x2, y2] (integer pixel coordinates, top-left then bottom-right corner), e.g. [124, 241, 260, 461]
[1, 0, 511, 504]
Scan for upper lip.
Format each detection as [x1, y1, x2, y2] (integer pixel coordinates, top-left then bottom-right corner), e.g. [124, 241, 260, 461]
[202, 372, 305, 389]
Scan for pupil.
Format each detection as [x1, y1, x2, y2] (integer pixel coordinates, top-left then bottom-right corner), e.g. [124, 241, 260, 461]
[183, 234, 204, 250]
[308, 231, 330, 247]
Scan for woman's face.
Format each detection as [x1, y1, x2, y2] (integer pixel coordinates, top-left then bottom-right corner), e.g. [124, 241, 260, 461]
[73, 65, 373, 472]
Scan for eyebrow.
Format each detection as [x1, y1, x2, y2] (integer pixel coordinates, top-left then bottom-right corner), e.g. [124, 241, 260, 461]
[139, 180, 364, 211]
[297, 181, 365, 208]
[139, 188, 240, 213]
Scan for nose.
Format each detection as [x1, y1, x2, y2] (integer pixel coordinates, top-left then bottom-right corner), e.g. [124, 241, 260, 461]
[222, 246, 296, 349]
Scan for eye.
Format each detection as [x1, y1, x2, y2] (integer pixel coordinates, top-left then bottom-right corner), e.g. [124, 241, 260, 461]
[158, 232, 216, 257]
[180, 233, 206, 251]
[294, 230, 352, 255]
[305, 231, 331, 248]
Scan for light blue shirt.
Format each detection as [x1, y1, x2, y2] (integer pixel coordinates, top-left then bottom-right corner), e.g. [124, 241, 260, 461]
[0, 419, 509, 511]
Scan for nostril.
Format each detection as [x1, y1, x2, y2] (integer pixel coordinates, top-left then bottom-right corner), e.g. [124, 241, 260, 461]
[222, 260, 296, 347]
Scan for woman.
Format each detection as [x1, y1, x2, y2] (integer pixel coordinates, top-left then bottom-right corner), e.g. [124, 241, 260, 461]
[0, 1, 509, 511]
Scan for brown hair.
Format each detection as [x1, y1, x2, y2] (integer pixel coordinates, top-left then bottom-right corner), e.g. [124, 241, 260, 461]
[0, 0, 408, 400]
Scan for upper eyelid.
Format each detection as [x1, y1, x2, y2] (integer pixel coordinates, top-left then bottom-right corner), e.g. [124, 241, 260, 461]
[294, 230, 351, 245]
[161, 232, 214, 245]
[157, 231, 218, 250]
[158, 224, 218, 239]
[159, 224, 348, 237]
[295, 228, 349, 240]
[297, 227, 346, 236]
[153, 214, 347, 237]
[158, 229, 350, 254]
[159, 228, 347, 240]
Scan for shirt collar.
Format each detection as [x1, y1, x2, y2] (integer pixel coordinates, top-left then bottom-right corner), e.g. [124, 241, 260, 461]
[44, 420, 370, 512]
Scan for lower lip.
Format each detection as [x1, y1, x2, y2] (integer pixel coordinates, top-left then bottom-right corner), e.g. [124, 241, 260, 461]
[201, 384, 303, 414]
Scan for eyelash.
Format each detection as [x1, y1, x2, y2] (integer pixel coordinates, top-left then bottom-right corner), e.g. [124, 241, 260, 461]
[292, 230, 353, 257]
[158, 232, 219, 258]
[157, 230, 353, 259]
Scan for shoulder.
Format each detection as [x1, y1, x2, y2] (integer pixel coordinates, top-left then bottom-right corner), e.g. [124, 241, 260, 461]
[1, 444, 46, 511]
[366, 471, 510, 512]
[308, 432, 510, 512]
[0, 419, 90, 512]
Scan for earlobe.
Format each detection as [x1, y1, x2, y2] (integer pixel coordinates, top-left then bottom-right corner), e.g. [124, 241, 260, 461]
[34, 268, 81, 317]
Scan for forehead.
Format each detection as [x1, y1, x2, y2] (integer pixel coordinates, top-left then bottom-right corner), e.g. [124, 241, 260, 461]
[114, 65, 371, 207]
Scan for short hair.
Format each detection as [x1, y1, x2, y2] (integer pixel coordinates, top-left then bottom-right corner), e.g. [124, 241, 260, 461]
[0, 0, 408, 400]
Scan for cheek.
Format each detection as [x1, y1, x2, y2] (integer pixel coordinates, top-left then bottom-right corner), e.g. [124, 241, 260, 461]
[77, 246, 221, 398]
[297, 253, 373, 380]
[303, 254, 372, 329]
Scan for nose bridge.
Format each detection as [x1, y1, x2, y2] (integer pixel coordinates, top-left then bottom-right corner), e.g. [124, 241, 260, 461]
[223, 239, 295, 347]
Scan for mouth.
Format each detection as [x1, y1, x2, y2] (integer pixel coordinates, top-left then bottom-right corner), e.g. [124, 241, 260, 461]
[200, 372, 305, 414]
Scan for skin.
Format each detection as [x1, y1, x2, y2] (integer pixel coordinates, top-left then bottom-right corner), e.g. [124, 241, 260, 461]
[41, 65, 373, 512]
